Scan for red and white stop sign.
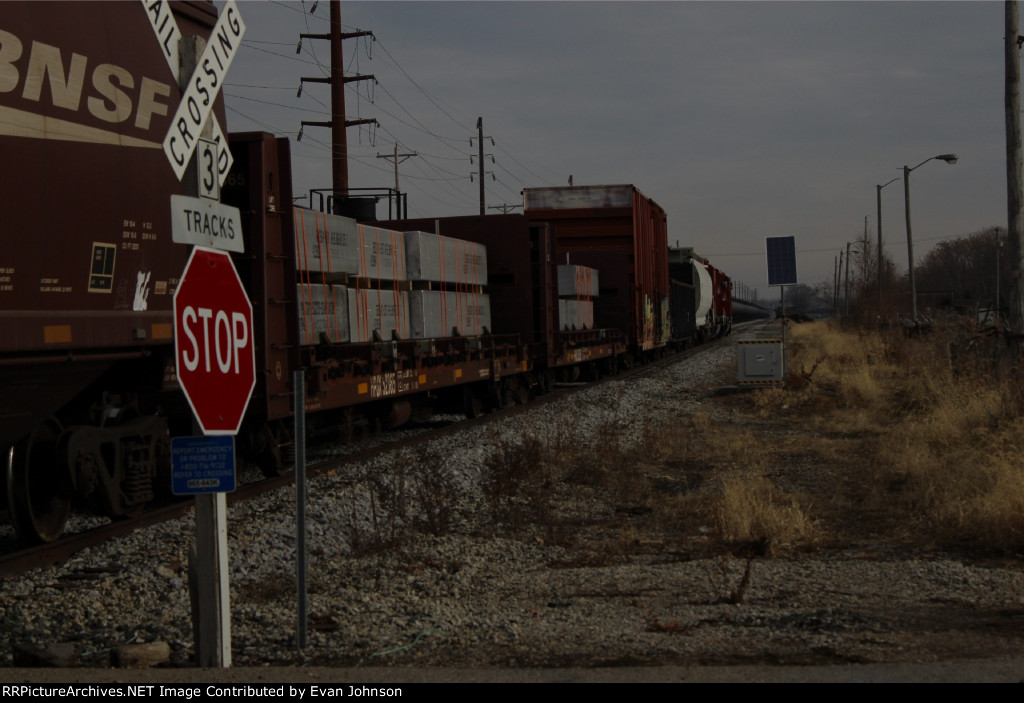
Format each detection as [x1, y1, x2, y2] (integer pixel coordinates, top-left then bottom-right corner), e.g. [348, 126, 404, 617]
[174, 246, 255, 435]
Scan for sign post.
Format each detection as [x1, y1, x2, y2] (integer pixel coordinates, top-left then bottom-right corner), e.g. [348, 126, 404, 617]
[173, 245, 253, 669]
[765, 235, 798, 378]
[161, 0, 247, 669]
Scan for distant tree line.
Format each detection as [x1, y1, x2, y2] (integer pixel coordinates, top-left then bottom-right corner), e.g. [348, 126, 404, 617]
[915, 227, 1010, 315]
[815, 225, 1009, 321]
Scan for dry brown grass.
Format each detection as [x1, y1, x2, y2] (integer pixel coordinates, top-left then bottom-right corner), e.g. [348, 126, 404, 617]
[713, 472, 818, 555]
[773, 321, 1024, 553]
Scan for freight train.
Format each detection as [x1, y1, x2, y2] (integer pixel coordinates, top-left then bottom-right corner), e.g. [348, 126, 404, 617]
[0, 2, 733, 543]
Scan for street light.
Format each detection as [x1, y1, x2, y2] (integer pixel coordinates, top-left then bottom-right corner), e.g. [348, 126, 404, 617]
[904, 153, 958, 322]
[876, 177, 900, 316]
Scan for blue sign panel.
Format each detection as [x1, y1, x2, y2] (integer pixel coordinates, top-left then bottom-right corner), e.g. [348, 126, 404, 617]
[766, 236, 798, 286]
[171, 436, 236, 495]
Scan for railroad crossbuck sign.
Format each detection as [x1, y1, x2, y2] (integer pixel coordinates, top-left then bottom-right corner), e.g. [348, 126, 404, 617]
[150, 0, 246, 181]
[174, 247, 255, 435]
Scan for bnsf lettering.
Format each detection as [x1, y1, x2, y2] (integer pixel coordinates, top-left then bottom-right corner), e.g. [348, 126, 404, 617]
[0, 28, 171, 131]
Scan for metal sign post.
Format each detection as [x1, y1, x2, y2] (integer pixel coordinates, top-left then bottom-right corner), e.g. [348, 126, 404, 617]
[765, 236, 798, 378]
[161, 0, 247, 668]
[295, 371, 308, 650]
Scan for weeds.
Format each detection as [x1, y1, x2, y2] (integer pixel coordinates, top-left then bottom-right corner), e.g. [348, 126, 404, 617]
[713, 472, 817, 555]
[771, 321, 1024, 554]
[343, 446, 464, 555]
[482, 435, 553, 533]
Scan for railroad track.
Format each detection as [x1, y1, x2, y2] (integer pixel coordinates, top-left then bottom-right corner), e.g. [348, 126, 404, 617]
[0, 326, 758, 578]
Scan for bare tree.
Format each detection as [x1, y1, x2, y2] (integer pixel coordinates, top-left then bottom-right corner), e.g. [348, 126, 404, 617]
[915, 227, 1011, 315]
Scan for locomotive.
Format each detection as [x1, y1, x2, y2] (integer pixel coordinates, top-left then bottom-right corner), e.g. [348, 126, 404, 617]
[0, 3, 733, 543]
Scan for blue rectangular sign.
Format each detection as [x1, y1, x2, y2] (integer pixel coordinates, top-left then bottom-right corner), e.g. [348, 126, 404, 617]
[766, 236, 798, 286]
[171, 436, 236, 495]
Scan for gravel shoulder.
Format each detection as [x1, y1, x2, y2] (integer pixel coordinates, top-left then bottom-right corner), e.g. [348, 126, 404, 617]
[2, 336, 1023, 679]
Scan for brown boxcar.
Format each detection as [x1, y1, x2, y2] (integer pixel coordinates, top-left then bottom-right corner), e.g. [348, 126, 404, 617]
[523, 185, 671, 355]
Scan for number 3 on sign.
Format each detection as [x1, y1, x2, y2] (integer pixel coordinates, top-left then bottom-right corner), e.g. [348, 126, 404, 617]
[199, 138, 220, 202]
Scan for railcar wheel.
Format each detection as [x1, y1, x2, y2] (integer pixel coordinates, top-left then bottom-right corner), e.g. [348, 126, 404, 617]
[6, 419, 71, 543]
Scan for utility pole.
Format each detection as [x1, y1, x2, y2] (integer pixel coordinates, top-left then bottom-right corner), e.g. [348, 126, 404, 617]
[835, 251, 842, 313]
[844, 242, 853, 317]
[376, 145, 417, 218]
[1005, 1, 1024, 337]
[470, 117, 494, 215]
[832, 255, 838, 313]
[477, 118, 484, 215]
[297, 0, 377, 212]
[863, 215, 870, 302]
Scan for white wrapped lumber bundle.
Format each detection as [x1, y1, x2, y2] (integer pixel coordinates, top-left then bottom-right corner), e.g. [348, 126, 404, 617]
[558, 299, 595, 330]
[297, 284, 349, 344]
[348, 288, 410, 343]
[293, 208, 359, 274]
[408, 290, 491, 339]
[557, 264, 599, 298]
[358, 224, 407, 282]
[403, 231, 488, 286]
[293, 209, 407, 281]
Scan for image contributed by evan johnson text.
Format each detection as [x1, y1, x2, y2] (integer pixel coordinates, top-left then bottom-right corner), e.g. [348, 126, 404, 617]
[1, 686, 406, 699]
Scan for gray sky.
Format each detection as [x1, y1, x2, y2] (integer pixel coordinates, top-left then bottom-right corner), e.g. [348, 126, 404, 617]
[225, 1, 1008, 295]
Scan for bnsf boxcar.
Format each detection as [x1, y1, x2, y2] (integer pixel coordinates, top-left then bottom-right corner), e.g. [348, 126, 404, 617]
[523, 185, 671, 358]
[0, 1, 229, 541]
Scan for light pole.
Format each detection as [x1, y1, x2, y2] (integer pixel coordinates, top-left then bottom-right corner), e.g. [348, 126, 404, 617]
[876, 177, 900, 316]
[904, 153, 958, 322]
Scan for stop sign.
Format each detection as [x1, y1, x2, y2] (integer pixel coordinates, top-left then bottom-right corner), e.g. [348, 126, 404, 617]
[174, 246, 256, 435]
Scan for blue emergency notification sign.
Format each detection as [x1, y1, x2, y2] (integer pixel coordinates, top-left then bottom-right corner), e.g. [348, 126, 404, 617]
[171, 436, 236, 495]
[766, 236, 798, 286]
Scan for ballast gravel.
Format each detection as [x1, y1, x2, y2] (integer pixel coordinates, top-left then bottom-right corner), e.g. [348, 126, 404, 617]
[2, 340, 1024, 670]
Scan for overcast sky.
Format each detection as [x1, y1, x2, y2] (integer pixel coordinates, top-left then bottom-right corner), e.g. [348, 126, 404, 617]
[225, 1, 1008, 295]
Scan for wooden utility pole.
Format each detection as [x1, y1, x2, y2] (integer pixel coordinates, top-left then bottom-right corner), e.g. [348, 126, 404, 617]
[330, 1, 346, 196]
[1005, 1, 1024, 335]
[471, 117, 493, 215]
[863, 215, 870, 303]
[376, 145, 417, 218]
[476, 118, 485, 214]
